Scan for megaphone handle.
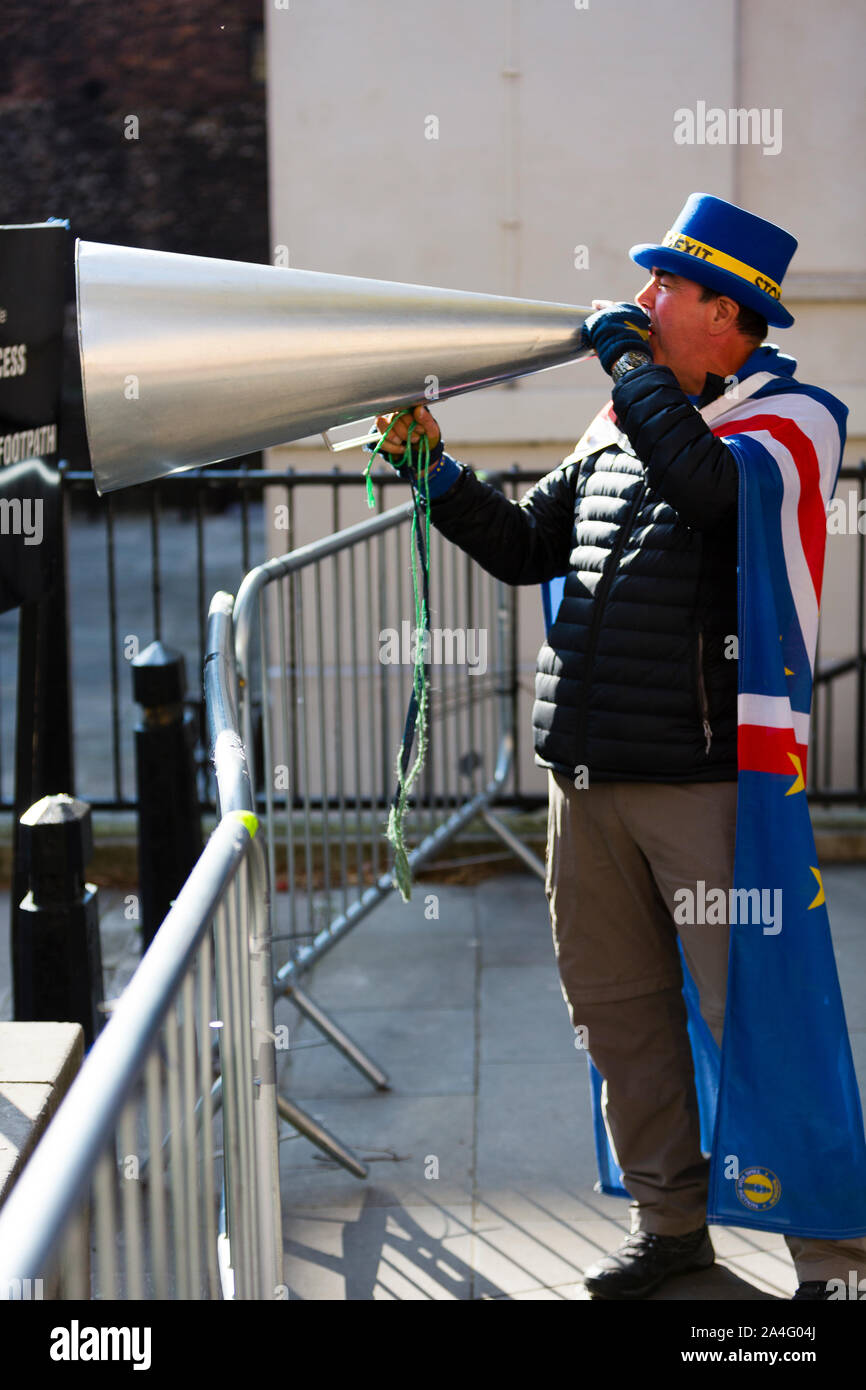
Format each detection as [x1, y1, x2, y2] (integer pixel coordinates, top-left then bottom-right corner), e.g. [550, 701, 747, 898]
[322, 420, 381, 452]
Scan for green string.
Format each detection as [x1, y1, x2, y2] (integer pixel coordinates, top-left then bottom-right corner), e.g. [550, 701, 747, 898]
[363, 413, 432, 900]
[363, 410, 413, 509]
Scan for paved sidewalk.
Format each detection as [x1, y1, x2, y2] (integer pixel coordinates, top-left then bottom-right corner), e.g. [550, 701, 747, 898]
[274, 869, 866, 1301]
[2, 865, 864, 1300]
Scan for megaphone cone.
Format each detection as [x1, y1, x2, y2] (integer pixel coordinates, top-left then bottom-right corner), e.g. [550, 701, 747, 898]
[75, 240, 593, 494]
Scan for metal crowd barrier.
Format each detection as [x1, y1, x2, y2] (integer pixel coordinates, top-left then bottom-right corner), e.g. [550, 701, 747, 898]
[0, 814, 282, 1301]
[3, 463, 861, 813]
[205, 498, 543, 1176]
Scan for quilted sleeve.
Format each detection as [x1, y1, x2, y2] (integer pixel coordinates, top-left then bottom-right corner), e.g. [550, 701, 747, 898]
[612, 362, 739, 530]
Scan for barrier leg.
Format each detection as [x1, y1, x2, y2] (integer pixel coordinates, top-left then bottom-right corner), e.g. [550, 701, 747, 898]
[275, 1096, 369, 1179]
[480, 808, 546, 880]
[282, 984, 390, 1091]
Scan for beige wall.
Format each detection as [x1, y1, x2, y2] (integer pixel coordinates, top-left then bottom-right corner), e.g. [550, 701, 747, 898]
[264, 0, 865, 796]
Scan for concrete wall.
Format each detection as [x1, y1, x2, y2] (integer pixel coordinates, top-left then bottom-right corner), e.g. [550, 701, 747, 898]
[264, 0, 865, 797]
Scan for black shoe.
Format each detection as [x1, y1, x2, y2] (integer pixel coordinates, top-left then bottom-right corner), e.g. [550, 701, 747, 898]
[583, 1226, 715, 1300]
[792, 1281, 832, 1300]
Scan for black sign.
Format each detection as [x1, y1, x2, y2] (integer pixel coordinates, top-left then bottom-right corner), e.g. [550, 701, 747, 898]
[0, 221, 68, 610]
[0, 220, 66, 451]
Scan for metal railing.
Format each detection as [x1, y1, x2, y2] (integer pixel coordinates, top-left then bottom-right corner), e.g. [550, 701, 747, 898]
[233, 498, 525, 953]
[1, 462, 861, 813]
[204, 497, 542, 1175]
[0, 817, 282, 1300]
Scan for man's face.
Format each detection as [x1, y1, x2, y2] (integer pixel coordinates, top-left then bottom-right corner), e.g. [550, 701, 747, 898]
[635, 267, 717, 390]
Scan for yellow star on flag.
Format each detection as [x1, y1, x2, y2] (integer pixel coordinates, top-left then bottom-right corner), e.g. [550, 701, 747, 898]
[785, 753, 805, 796]
[807, 867, 824, 910]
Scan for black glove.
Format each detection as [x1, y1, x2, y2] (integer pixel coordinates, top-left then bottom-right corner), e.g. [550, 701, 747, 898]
[580, 302, 652, 376]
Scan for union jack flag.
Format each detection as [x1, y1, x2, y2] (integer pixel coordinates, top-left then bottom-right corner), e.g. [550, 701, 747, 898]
[708, 377, 842, 787]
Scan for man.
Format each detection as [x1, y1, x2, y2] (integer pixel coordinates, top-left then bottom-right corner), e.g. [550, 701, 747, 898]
[374, 193, 866, 1299]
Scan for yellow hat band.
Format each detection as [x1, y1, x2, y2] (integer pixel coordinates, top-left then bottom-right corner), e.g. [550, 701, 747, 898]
[660, 229, 782, 301]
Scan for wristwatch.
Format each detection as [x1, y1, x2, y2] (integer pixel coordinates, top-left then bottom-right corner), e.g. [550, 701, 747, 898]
[611, 349, 653, 384]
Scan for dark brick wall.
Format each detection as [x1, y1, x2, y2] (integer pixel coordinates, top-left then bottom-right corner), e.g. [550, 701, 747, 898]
[0, 0, 268, 468]
[1, 0, 267, 258]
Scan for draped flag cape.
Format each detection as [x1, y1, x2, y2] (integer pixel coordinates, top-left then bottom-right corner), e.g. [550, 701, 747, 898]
[542, 346, 866, 1237]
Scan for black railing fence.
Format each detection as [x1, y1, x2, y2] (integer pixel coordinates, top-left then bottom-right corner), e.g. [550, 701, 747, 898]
[0, 461, 863, 814]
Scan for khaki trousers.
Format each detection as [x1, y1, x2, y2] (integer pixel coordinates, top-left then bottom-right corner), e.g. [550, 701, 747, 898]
[545, 770, 866, 1283]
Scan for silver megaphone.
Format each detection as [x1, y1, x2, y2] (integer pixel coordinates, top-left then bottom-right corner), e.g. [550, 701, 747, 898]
[75, 239, 594, 494]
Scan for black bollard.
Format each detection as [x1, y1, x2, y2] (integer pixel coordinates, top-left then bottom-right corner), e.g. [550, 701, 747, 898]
[15, 794, 103, 1048]
[132, 641, 203, 951]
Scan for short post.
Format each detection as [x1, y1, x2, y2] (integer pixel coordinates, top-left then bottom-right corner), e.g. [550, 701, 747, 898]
[14, 795, 103, 1048]
[132, 641, 203, 951]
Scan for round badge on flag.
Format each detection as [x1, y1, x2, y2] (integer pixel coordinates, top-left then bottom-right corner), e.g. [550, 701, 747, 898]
[736, 1166, 782, 1211]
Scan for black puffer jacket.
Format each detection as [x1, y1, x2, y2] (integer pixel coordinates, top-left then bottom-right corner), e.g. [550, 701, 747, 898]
[428, 362, 740, 783]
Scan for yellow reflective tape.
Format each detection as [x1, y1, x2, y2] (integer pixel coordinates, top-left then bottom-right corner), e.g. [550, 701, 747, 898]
[228, 809, 258, 838]
[660, 230, 782, 301]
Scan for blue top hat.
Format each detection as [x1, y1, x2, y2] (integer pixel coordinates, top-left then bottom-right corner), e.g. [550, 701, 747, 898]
[629, 192, 797, 328]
